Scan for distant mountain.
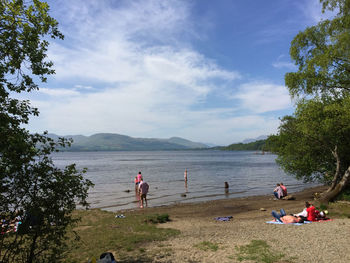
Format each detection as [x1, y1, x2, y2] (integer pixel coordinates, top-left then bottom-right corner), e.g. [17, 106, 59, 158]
[46, 133, 208, 151]
[166, 137, 207, 148]
[202, 142, 217, 147]
[242, 135, 268, 144]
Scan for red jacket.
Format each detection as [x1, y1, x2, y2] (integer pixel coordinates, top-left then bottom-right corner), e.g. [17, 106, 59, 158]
[307, 206, 316, 221]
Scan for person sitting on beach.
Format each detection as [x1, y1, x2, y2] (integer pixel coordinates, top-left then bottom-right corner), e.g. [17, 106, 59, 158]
[271, 209, 304, 224]
[294, 201, 329, 221]
[294, 204, 308, 218]
[305, 201, 316, 221]
[280, 182, 287, 197]
[295, 201, 316, 221]
[138, 179, 149, 208]
[273, 183, 283, 199]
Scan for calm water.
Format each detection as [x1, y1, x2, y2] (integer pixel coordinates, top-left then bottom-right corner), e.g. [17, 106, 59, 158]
[52, 150, 317, 211]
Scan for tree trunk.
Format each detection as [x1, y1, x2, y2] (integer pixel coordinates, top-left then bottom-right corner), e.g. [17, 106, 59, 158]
[327, 146, 341, 192]
[27, 231, 38, 263]
[320, 166, 350, 203]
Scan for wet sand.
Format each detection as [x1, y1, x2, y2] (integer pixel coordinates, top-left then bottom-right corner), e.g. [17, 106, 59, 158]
[125, 185, 350, 263]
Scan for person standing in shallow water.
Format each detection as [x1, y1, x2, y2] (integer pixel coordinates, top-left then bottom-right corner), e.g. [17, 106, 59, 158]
[137, 171, 143, 183]
[134, 176, 139, 191]
[184, 168, 188, 182]
[138, 179, 149, 208]
[135, 171, 142, 189]
[134, 172, 143, 202]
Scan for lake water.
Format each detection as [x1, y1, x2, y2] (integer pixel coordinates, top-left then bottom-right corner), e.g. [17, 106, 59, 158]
[52, 150, 317, 212]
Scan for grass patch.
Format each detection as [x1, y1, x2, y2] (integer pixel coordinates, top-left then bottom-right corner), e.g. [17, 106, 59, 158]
[326, 202, 350, 218]
[335, 188, 350, 201]
[145, 214, 170, 224]
[236, 240, 287, 263]
[318, 203, 328, 211]
[194, 241, 219, 252]
[63, 209, 179, 262]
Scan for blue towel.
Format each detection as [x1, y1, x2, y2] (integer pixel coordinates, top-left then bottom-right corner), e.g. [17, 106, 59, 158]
[266, 220, 312, 225]
[214, 216, 233, 221]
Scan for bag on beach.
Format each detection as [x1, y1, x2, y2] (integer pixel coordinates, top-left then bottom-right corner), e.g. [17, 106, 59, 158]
[97, 252, 116, 263]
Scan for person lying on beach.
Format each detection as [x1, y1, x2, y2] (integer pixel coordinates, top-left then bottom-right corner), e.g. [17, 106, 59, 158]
[1, 213, 22, 234]
[271, 209, 305, 224]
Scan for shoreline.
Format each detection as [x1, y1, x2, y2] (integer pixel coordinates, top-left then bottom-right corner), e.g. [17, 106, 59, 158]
[96, 183, 322, 213]
[119, 184, 350, 263]
[117, 185, 328, 217]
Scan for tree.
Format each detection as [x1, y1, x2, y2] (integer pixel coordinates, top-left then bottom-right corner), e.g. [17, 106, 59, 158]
[269, 0, 350, 202]
[285, 0, 350, 98]
[267, 97, 350, 202]
[0, 1, 93, 262]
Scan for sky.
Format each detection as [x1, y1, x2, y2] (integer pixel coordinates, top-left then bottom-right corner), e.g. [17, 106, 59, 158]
[23, 0, 333, 146]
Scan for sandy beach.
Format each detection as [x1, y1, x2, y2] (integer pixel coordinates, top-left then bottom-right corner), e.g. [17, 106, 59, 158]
[124, 185, 350, 263]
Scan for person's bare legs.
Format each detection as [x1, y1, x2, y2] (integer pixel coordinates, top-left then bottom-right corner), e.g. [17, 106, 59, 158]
[140, 194, 143, 208]
[145, 195, 148, 207]
[140, 194, 146, 208]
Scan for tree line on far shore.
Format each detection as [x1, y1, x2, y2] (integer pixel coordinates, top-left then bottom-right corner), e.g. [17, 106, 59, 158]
[214, 140, 267, 151]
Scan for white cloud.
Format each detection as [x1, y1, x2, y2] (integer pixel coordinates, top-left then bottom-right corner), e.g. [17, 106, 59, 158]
[74, 85, 94, 91]
[38, 88, 80, 97]
[31, 89, 281, 145]
[31, 80, 286, 145]
[233, 82, 292, 113]
[299, 0, 337, 24]
[25, 0, 293, 145]
[272, 60, 297, 70]
[272, 54, 297, 70]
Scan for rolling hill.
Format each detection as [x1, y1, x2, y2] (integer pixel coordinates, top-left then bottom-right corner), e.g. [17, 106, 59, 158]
[47, 133, 208, 151]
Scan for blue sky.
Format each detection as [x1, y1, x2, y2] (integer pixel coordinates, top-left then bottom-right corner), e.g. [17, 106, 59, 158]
[24, 0, 332, 145]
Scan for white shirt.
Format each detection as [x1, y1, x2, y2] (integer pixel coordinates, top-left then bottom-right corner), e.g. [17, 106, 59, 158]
[294, 208, 307, 217]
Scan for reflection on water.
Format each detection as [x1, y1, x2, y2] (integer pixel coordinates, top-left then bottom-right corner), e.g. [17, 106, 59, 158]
[52, 150, 319, 211]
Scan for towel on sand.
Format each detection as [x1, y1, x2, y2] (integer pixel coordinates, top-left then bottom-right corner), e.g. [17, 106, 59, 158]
[266, 220, 312, 226]
[214, 216, 233, 221]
